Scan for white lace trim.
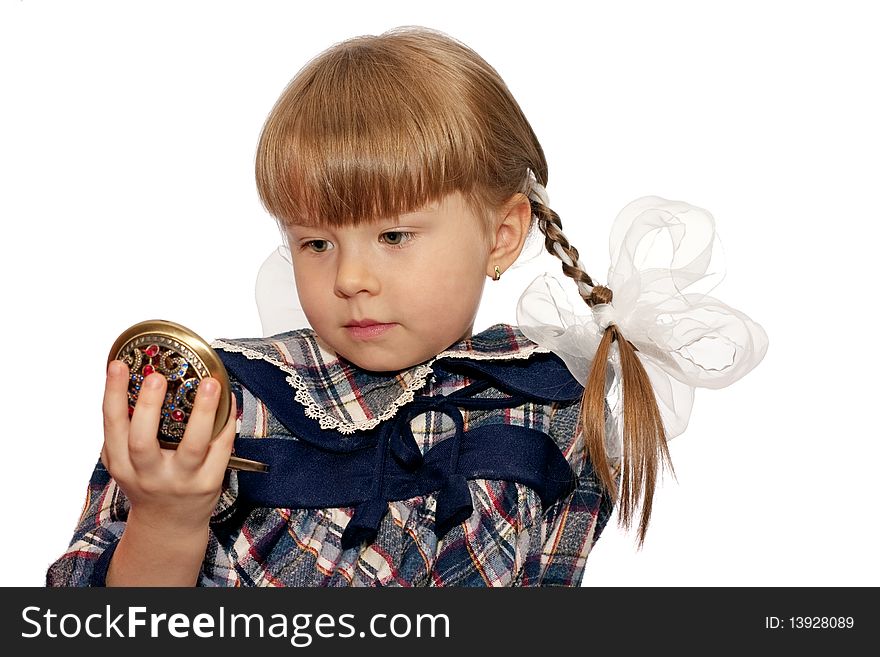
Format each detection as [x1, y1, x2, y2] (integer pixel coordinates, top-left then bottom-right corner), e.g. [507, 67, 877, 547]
[211, 338, 550, 435]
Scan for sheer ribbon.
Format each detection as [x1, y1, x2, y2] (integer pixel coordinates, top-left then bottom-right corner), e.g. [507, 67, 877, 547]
[517, 195, 769, 441]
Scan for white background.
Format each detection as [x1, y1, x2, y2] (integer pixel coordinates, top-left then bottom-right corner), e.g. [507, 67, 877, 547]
[2, 0, 877, 587]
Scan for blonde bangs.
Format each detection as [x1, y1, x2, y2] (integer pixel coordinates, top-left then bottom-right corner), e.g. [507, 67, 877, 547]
[256, 31, 497, 229]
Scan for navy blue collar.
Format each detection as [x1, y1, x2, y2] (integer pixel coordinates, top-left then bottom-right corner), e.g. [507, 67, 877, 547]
[213, 325, 584, 550]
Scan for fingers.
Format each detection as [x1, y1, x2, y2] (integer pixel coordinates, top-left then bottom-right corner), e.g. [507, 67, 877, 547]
[202, 393, 237, 480]
[127, 371, 165, 471]
[102, 359, 132, 472]
[103, 362, 235, 490]
[174, 377, 223, 469]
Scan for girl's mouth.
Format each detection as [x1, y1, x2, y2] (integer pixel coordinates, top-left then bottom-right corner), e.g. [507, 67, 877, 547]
[345, 322, 397, 339]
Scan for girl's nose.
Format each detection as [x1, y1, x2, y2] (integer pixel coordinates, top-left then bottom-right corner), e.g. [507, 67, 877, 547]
[334, 251, 381, 298]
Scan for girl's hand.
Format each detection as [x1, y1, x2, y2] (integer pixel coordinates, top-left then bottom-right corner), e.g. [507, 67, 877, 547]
[100, 359, 236, 534]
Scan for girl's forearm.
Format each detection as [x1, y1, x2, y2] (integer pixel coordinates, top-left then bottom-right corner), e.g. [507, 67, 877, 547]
[105, 509, 209, 587]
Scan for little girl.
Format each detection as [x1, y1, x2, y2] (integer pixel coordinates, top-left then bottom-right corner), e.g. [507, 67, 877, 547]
[46, 26, 766, 587]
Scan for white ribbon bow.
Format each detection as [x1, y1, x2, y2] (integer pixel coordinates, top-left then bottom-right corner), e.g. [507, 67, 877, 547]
[516, 195, 769, 441]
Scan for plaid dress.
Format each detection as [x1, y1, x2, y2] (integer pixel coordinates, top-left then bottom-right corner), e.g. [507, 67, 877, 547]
[47, 324, 619, 587]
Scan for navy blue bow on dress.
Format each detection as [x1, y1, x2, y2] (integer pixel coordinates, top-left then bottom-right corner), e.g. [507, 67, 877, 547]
[216, 348, 582, 552]
[343, 379, 525, 549]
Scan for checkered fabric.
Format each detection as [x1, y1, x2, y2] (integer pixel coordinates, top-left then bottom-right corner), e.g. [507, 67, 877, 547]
[47, 324, 617, 587]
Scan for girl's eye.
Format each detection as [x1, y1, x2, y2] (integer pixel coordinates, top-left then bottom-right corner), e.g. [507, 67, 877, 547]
[303, 240, 332, 253]
[380, 231, 416, 247]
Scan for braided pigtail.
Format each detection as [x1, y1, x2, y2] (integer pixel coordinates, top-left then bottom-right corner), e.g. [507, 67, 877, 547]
[530, 196, 675, 549]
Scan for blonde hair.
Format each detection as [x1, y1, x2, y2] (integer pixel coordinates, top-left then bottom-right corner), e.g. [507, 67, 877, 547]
[255, 26, 673, 548]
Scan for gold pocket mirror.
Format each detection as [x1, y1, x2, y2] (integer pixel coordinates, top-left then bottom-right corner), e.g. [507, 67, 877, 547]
[107, 320, 267, 473]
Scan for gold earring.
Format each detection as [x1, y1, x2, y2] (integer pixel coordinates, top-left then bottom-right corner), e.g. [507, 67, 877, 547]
[493, 265, 502, 281]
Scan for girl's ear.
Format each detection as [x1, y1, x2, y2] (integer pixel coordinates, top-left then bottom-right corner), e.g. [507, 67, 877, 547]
[486, 192, 532, 277]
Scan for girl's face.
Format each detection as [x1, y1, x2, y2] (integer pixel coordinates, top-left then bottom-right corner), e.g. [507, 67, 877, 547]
[286, 191, 492, 372]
